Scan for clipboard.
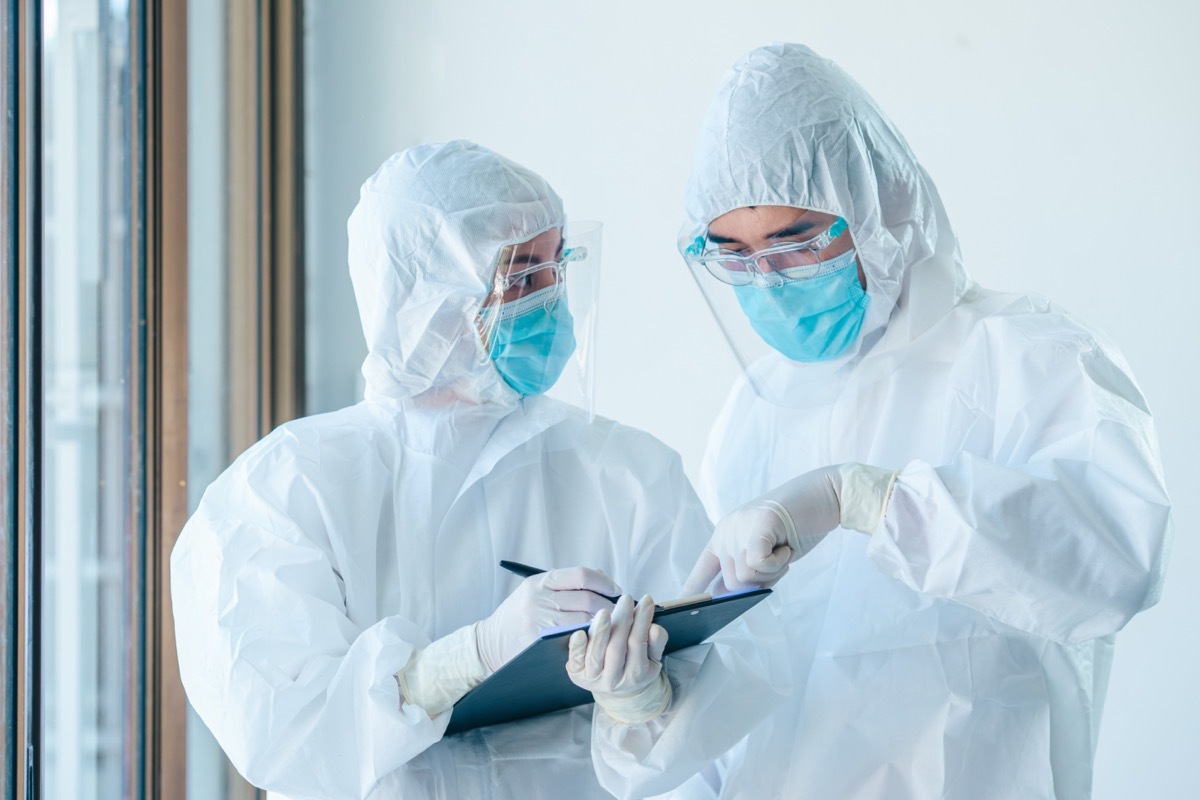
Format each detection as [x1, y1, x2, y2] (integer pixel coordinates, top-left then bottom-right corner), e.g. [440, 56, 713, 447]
[445, 587, 771, 735]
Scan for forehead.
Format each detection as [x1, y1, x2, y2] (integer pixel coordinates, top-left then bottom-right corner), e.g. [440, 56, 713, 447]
[506, 227, 562, 256]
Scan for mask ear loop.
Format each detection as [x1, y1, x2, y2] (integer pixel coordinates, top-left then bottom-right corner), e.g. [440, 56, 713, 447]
[545, 260, 571, 310]
[476, 249, 513, 357]
[554, 246, 584, 309]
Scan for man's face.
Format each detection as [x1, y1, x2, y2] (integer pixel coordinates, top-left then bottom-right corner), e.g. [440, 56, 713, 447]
[706, 205, 865, 289]
[483, 228, 564, 308]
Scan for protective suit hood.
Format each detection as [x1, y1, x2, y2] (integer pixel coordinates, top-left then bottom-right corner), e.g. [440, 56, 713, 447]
[349, 140, 564, 405]
[683, 43, 973, 377]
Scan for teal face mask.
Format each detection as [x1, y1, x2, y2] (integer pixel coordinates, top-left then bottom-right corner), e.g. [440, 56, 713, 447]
[480, 286, 576, 396]
[733, 249, 869, 362]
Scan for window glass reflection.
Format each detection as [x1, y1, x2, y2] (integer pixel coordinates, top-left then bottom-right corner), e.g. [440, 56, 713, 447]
[40, 1, 135, 796]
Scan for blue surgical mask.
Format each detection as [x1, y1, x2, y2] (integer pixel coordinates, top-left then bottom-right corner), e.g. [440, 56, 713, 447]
[480, 286, 576, 396]
[733, 249, 869, 362]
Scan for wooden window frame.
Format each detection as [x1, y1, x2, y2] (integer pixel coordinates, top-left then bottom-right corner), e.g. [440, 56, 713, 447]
[149, 0, 306, 796]
[228, 0, 306, 457]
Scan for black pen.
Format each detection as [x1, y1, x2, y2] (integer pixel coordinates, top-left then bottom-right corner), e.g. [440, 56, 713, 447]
[499, 560, 622, 604]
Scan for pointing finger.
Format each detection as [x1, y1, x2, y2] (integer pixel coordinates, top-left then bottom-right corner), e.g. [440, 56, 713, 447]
[682, 548, 722, 595]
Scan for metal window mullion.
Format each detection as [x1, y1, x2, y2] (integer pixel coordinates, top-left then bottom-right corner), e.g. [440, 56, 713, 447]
[1, 0, 19, 796]
[17, 2, 45, 799]
[268, 0, 305, 428]
[256, 0, 269, 438]
[137, 0, 189, 798]
[130, 1, 151, 796]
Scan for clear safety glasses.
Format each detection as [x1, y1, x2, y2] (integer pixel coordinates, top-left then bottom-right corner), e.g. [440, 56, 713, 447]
[685, 217, 850, 286]
[487, 245, 589, 308]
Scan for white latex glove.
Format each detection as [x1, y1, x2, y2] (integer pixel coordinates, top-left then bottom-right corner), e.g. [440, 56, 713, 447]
[396, 623, 488, 717]
[566, 594, 671, 724]
[476, 566, 621, 673]
[683, 463, 900, 594]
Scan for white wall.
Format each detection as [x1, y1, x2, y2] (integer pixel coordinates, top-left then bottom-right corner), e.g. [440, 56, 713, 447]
[305, 1, 1200, 796]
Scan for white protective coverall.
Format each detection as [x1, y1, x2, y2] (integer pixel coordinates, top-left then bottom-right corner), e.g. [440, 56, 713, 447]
[671, 44, 1173, 799]
[171, 141, 771, 800]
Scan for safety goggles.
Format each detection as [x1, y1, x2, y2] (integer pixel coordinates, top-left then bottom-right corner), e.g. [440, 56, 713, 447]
[489, 246, 589, 307]
[686, 217, 850, 286]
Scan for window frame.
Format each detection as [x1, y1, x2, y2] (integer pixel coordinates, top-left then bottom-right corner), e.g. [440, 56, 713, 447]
[0, 1, 304, 798]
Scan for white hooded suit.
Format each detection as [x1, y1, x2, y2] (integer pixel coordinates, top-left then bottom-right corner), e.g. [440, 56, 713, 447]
[171, 142, 765, 799]
[677, 44, 1172, 799]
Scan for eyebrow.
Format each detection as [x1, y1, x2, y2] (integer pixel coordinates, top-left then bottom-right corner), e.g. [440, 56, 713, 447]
[707, 218, 819, 247]
[705, 231, 742, 245]
[766, 219, 818, 240]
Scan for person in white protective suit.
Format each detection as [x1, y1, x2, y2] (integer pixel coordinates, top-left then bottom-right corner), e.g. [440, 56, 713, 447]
[658, 44, 1172, 799]
[170, 140, 773, 800]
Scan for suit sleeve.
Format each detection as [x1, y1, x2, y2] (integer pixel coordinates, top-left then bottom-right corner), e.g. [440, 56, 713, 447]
[171, 431, 444, 800]
[866, 317, 1172, 644]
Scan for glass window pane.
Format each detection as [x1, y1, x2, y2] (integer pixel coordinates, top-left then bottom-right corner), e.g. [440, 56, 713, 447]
[303, 1, 372, 413]
[40, 0, 135, 797]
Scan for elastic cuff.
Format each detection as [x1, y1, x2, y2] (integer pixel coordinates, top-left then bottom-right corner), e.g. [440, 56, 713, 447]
[838, 463, 901, 534]
[595, 670, 672, 725]
[395, 623, 489, 717]
[758, 499, 799, 552]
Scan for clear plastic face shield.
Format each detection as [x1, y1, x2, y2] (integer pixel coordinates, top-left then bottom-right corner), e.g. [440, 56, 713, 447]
[478, 220, 602, 417]
[680, 206, 869, 406]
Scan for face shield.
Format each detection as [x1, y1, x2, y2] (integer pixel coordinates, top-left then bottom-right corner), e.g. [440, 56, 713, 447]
[478, 220, 602, 417]
[680, 207, 871, 407]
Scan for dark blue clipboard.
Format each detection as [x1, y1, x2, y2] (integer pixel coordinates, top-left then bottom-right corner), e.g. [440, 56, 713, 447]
[445, 587, 771, 735]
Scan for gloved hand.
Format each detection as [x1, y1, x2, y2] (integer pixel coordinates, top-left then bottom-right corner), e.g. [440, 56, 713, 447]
[683, 463, 900, 594]
[566, 594, 671, 724]
[475, 567, 621, 673]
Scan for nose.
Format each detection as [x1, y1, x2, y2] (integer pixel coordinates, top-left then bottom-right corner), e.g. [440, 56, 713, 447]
[748, 268, 785, 288]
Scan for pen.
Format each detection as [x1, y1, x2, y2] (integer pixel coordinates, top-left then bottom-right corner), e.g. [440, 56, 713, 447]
[499, 560, 622, 604]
